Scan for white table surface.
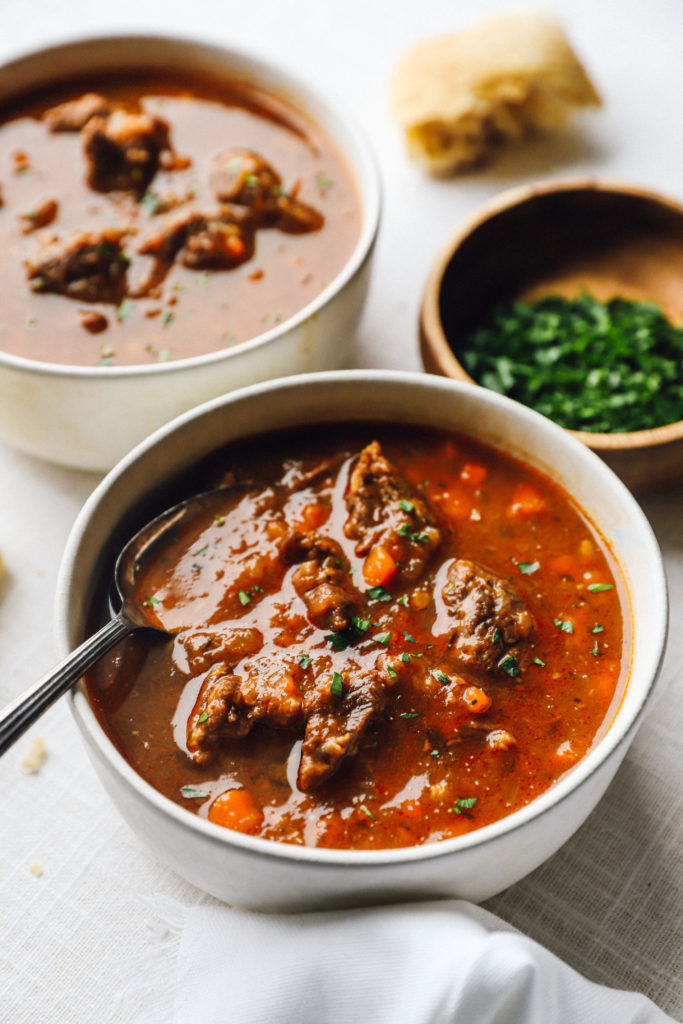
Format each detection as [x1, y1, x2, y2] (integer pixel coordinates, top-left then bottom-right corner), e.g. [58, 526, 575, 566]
[0, 0, 681, 1020]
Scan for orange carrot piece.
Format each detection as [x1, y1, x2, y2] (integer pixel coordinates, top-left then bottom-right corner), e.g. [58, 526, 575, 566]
[435, 489, 472, 521]
[462, 685, 491, 714]
[460, 463, 488, 487]
[508, 483, 547, 517]
[363, 545, 397, 587]
[209, 788, 263, 834]
[298, 502, 329, 530]
[548, 553, 576, 576]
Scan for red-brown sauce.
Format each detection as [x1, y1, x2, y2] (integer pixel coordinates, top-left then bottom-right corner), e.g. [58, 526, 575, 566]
[0, 73, 360, 365]
[85, 424, 626, 849]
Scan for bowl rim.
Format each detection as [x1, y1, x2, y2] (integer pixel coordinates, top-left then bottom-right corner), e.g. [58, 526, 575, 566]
[0, 30, 381, 379]
[419, 176, 683, 452]
[59, 368, 669, 869]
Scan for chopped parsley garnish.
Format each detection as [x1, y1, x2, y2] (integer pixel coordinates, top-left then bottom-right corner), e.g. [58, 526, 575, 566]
[361, 804, 376, 821]
[330, 672, 344, 698]
[116, 298, 133, 322]
[591, 641, 603, 657]
[398, 499, 414, 513]
[162, 312, 174, 327]
[401, 652, 411, 663]
[492, 628, 501, 643]
[352, 616, 371, 634]
[397, 523, 411, 537]
[387, 666, 398, 678]
[144, 595, 161, 608]
[158, 348, 173, 362]
[517, 560, 540, 575]
[461, 293, 683, 433]
[376, 631, 391, 646]
[193, 545, 208, 556]
[180, 786, 205, 799]
[325, 630, 353, 651]
[400, 712, 419, 719]
[498, 654, 520, 677]
[214, 515, 226, 526]
[533, 656, 546, 667]
[454, 797, 478, 817]
[191, 563, 202, 572]
[397, 595, 409, 606]
[198, 712, 209, 723]
[554, 618, 574, 634]
[430, 669, 450, 685]
[403, 631, 416, 643]
[430, 749, 440, 758]
[588, 583, 615, 593]
[590, 623, 605, 634]
[367, 586, 392, 602]
[298, 655, 312, 670]
[238, 590, 251, 606]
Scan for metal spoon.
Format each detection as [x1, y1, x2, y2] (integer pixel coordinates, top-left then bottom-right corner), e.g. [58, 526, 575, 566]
[0, 485, 244, 757]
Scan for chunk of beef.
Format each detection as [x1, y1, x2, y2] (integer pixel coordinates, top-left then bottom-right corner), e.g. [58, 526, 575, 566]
[43, 93, 111, 132]
[297, 657, 395, 791]
[211, 148, 323, 233]
[26, 229, 128, 303]
[344, 441, 441, 582]
[182, 626, 263, 676]
[19, 198, 58, 234]
[441, 558, 534, 673]
[138, 207, 255, 270]
[187, 656, 303, 764]
[83, 110, 171, 192]
[283, 531, 355, 632]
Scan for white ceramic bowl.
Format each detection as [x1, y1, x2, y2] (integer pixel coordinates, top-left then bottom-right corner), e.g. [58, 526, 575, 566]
[0, 35, 380, 471]
[57, 371, 667, 911]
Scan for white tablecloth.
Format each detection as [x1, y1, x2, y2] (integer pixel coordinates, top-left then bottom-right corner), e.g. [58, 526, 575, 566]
[0, 0, 681, 1020]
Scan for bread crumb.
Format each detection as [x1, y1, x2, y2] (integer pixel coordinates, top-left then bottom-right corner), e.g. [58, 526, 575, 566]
[29, 862, 43, 877]
[392, 12, 601, 174]
[21, 736, 47, 774]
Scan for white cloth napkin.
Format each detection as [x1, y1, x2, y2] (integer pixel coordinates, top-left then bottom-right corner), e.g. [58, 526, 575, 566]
[139, 897, 676, 1024]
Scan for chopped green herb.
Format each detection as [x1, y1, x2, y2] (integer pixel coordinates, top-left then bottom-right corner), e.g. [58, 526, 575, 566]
[180, 786, 205, 799]
[533, 656, 546, 667]
[590, 623, 605, 634]
[116, 298, 134, 322]
[591, 640, 603, 657]
[158, 348, 173, 361]
[397, 595, 409, 606]
[461, 293, 683, 433]
[298, 655, 312, 670]
[588, 582, 615, 593]
[316, 172, 333, 193]
[397, 523, 411, 537]
[214, 515, 226, 526]
[398, 499, 414, 513]
[252, 585, 265, 593]
[454, 796, 478, 817]
[401, 652, 411, 664]
[194, 545, 209, 556]
[330, 672, 344, 697]
[144, 595, 161, 608]
[191, 563, 202, 572]
[139, 191, 161, 214]
[376, 631, 391, 646]
[162, 312, 174, 327]
[498, 654, 521, 677]
[352, 616, 371, 634]
[387, 666, 398, 679]
[325, 630, 353, 651]
[517, 560, 540, 575]
[361, 804, 376, 821]
[554, 618, 574, 634]
[492, 628, 501, 644]
[403, 631, 416, 643]
[367, 586, 392, 602]
[238, 590, 251, 606]
[430, 669, 450, 685]
[400, 712, 419, 719]
[198, 712, 209, 723]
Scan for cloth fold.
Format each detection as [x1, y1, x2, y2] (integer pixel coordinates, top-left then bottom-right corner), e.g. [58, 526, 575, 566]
[140, 897, 675, 1024]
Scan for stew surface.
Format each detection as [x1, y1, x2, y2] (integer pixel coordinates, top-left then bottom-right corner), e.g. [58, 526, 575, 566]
[0, 73, 359, 365]
[86, 424, 626, 849]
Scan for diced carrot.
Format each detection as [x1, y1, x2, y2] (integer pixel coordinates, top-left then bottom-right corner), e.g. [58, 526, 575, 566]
[508, 483, 547, 517]
[226, 235, 245, 256]
[298, 502, 329, 530]
[548, 553, 576, 576]
[462, 685, 491, 714]
[460, 463, 488, 487]
[363, 545, 397, 587]
[433, 488, 472, 521]
[208, 788, 263, 834]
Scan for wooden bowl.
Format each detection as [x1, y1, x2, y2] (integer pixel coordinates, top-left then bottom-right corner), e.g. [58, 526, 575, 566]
[420, 178, 683, 492]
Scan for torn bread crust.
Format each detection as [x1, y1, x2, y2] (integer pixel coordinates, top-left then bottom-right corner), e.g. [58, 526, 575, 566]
[391, 12, 601, 174]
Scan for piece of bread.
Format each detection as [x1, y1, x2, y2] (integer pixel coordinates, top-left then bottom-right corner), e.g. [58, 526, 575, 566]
[391, 12, 601, 174]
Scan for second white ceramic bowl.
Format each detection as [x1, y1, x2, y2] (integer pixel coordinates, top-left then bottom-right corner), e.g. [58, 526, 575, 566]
[0, 34, 380, 470]
[57, 371, 667, 910]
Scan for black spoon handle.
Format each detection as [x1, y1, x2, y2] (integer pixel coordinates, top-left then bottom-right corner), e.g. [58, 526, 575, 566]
[0, 614, 133, 757]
